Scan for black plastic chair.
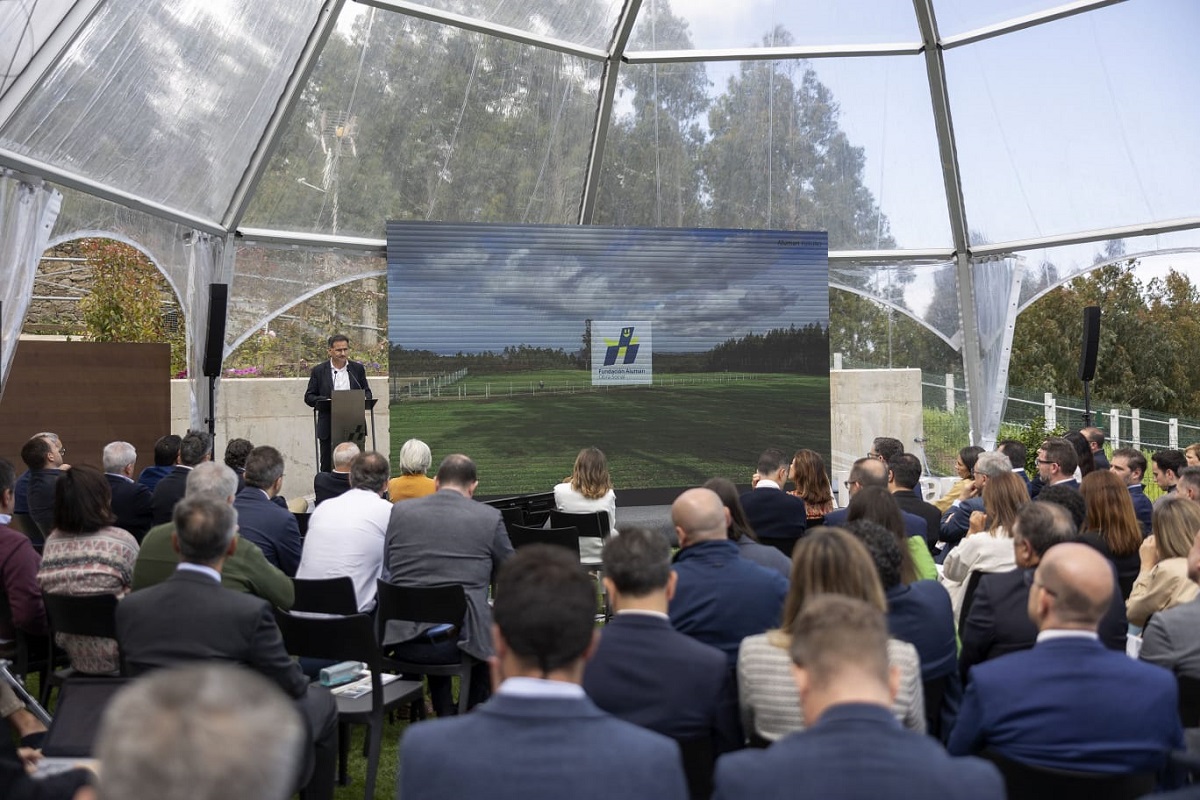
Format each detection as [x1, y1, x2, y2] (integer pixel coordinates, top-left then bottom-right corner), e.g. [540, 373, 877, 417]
[499, 506, 526, 533]
[548, 510, 611, 542]
[375, 581, 476, 716]
[982, 750, 1156, 800]
[274, 609, 423, 800]
[292, 577, 359, 615]
[675, 735, 715, 800]
[41, 593, 122, 705]
[0, 585, 47, 686]
[1177, 674, 1200, 727]
[508, 524, 582, 560]
[957, 570, 986, 636]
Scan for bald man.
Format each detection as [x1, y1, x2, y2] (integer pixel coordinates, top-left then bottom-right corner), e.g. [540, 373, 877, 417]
[949, 542, 1183, 775]
[667, 487, 788, 666]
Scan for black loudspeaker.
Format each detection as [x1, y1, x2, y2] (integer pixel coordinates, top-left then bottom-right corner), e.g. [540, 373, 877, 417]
[201, 283, 228, 378]
[1078, 305, 1101, 382]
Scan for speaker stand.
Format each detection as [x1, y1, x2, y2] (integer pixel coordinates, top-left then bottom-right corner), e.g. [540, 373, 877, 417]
[204, 373, 217, 453]
[1081, 380, 1093, 428]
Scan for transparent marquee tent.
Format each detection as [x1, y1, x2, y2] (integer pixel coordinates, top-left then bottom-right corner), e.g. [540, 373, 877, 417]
[1, 0, 1197, 443]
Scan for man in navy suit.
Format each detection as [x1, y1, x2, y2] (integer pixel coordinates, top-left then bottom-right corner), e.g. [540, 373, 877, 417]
[313, 442, 357, 506]
[304, 334, 372, 473]
[1083, 426, 1109, 470]
[888, 453, 940, 550]
[103, 441, 154, 541]
[825, 458, 927, 542]
[997, 439, 1033, 493]
[233, 445, 302, 576]
[397, 545, 688, 800]
[1035, 436, 1080, 491]
[713, 594, 1003, 800]
[740, 448, 806, 553]
[151, 430, 211, 526]
[949, 541, 1181, 773]
[583, 527, 741, 761]
[1111, 447, 1154, 534]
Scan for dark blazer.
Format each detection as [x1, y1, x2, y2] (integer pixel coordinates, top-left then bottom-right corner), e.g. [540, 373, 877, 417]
[313, 471, 351, 506]
[886, 580, 958, 681]
[582, 612, 741, 752]
[26, 468, 60, 538]
[304, 360, 371, 439]
[714, 703, 1004, 800]
[959, 566, 1128, 680]
[1092, 449, 1110, 470]
[136, 465, 173, 493]
[734, 537, 792, 577]
[150, 465, 191, 526]
[1129, 483, 1153, 535]
[826, 506, 928, 542]
[949, 637, 1183, 773]
[938, 497, 983, 547]
[894, 490, 941, 549]
[739, 488, 806, 541]
[398, 692, 689, 800]
[106, 473, 153, 542]
[233, 488, 303, 577]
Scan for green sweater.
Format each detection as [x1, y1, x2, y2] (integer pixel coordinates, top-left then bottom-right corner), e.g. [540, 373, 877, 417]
[907, 536, 939, 582]
[131, 521, 295, 609]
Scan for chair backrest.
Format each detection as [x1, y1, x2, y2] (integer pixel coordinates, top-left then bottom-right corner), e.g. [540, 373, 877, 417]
[292, 576, 358, 615]
[274, 609, 379, 668]
[43, 593, 119, 639]
[500, 506, 526, 532]
[293, 512, 310, 538]
[958, 570, 986, 636]
[1178, 674, 1200, 727]
[374, 582, 466, 631]
[508, 524, 581, 559]
[674, 735, 715, 800]
[10, 513, 43, 547]
[982, 751, 1156, 800]
[549, 510, 610, 541]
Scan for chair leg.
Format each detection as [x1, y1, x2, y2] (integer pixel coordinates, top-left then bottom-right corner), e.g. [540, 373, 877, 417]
[457, 665, 471, 715]
[337, 721, 350, 786]
[362, 713, 383, 800]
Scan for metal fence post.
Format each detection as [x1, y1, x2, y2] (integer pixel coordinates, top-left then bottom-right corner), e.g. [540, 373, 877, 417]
[1045, 393, 1056, 430]
[945, 374, 955, 413]
[1170, 419, 1179, 449]
[1132, 410, 1141, 449]
[1109, 408, 1120, 448]
[833, 353, 843, 370]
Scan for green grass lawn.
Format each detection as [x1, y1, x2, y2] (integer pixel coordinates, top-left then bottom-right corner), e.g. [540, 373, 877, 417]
[391, 372, 830, 494]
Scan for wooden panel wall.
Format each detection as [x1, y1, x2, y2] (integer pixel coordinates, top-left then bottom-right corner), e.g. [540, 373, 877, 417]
[0, 341, 171, 472]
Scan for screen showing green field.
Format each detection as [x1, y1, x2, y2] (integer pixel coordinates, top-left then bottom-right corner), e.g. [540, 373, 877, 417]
[386, 221, 830, 495]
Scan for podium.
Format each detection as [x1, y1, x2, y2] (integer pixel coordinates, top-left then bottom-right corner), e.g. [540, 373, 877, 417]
[312, 390, 378, 471]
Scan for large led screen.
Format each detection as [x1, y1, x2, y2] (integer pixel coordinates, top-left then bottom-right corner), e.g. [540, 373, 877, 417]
[387, 221, 829, 498]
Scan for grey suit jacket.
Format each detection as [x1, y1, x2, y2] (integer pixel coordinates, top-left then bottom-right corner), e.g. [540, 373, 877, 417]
[1142, 595, 1200, 678]
[383, 489, 513, 660]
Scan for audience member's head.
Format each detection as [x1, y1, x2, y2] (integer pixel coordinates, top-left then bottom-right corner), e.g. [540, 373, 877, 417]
[1109, 447, 1148, 487]
[974, 451, 1016, 483]
[672, 488, 729, 548]
[492, 544, 596, 680]
[173, 495, 237, 566]
[957, 445, 985, 479]
[870, 437, 905, 464]
[996, 439, 1027, 474]
[788, 595, 894, 723]
[96, 663, 304, 800]
[1065, 431, 1096, 477]
[1082, 427, 1106, 453]
[102, 441, 138, 476]
[780, 526, 886, 637]
[845, 519, 905, 591]
[886, 453, 923, 492]
[1186, 443, 1200, 467]
[1152, 493, 1200, 562]
[153, 434, 182, 468]
[789, 449, 833, 506]
[223, 438, 253, 472]
[981, 470, 1028, 535]
[1028, 542, 1114, 632]
[1152, 449, 1188, 492]
[1179, 466, 1200, 502]
[52, 464, 116, 534]
[243, 446, 285, 492]
[1080, 469, 1142, 558]
[570, 447, 613, 499]
[1036, 437, 1078, 484]
[1035, 484, 1086, 530]
[20, 434, 56, 471]
[0, 457, 16, 512]
[434, 454, 478, 495]
[846, 457, 887, 495]
[602, 526, 673, 605]
[845, 486, 916, 583]
[331, 441, 360, 472]
[186, 462, 239, 503]
[179, 430, 213, 468]
[349, 452, 389, 495]
[702, 477, 756, 542]
[397, 439, 433, 476]
[1011, 501, 1076, 568]
[756, 448, 791, 485]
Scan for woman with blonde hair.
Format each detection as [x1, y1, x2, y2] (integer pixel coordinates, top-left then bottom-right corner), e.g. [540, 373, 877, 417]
[387, 438, 436, 503]
[554, 447, 617, 562]
[1079, 469, 1143, 599]
[1127, 494, 1200, 629]
[940, 470, 1027, 620]
[789, 449, 834, 522]
[737, 527, 924, 744]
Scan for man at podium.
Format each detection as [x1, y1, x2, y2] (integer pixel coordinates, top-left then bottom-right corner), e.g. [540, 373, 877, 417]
[304, 334, 373, 472]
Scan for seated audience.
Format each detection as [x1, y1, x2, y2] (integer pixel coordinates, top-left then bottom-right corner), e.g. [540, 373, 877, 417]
[95, 663, 304, 800]
[996, 439, 1032, 493]
[940, 470, 1025, 620]
[1035, 436, 1080, 491]
[888, 452, 941, 550]
[384, 454, 512, 716]
[132, 463, 294, 609]
[553, 446, 618, 564]
[935, 445, 984, 513]
[1127, 493, 1200, 629]
[939, 451, 1017, 555]
[233, 446, 302, 576]
[949, 542, 1183, 775]
[1083, 426, 1109, 470]
[102, 441, 153, 542]
[740, 448, 807, 552]
[788, 448, 834, 524]
[1079, 468, 1142, 599]
[137, 433, 180, 492]
[668, 488, 788, 666]
[869, 436, 905, 465]
[715, 595, 1003, 800]
[959, 501, 1128, 680]
[582, 527, 741, 768]
[223, 437, 253, 493]
[387, 438, 436, 503]
[117, 497, 337, 800]
[313, 441, 357, 506]
[845, 485, 936, 581]
[1065, 430, 1096, 477]
[297, 452, 391, 611]
[151, 430, 212, 526]
[738, 527, 924, 744]
[20, 433, 68, 540]
[37, 464, 138, 674]
[398, 544, 689, 800]
[826, 458, 927, 543]
[1, 735, 91, 800]
[1110, 446, 1154, 534]
[703, 477, 791, 576]
[1152, 449, 1187, 500]
[1178, 465, 1200, 503]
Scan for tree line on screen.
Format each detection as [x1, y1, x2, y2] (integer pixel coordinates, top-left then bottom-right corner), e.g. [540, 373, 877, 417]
[389, 322, 829, 377]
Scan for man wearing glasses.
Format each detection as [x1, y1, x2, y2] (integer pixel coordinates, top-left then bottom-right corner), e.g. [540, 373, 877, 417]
[18, 432, 69, 540]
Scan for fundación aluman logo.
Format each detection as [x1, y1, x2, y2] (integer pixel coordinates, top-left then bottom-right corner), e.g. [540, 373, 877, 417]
[603, 326, 641, 366]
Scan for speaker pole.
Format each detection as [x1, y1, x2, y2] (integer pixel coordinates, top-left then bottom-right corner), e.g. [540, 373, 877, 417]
[1079, 306, 1101, 429]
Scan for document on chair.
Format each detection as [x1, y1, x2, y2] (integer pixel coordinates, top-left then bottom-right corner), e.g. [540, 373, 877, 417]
[331, 672, 403, 699]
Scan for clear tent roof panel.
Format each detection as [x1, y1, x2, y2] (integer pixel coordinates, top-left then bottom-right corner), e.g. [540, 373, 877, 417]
[946, 0, 1200, 245]
[930, 0, 1088, 37]
[0, 0, 327, 223]
[241, 7, 603, 238]
[0, 0, 78, 95]
[388, 0, 628, 51]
